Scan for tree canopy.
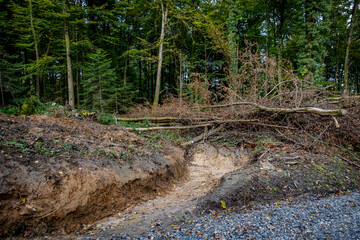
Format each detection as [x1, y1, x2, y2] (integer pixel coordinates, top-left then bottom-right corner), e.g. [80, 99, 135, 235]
[0, 0, 359, 112]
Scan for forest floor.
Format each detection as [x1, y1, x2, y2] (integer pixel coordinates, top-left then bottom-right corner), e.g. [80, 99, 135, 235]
[0, 113, 359, 239]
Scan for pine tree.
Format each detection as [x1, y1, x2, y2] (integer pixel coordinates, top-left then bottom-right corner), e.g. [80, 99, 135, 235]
[296, 0, 331, 83]
[82, 48, 117, 113]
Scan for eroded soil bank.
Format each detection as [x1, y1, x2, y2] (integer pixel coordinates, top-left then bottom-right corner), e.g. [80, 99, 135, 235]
[68, 140, 360, 239]
[198, 147, 360, 212]
[0, 114, 186, 237]
[1, 113, 360, 239]
[71, 143, 252, 238]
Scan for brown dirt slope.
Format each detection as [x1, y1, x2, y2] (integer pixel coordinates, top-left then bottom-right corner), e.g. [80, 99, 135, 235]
[0, 114, 186, 237]
[198, 145, 360, 212]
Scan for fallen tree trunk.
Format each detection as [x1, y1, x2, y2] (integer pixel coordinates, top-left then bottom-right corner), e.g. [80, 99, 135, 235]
[195, 102, 347, 116]
[192, 119, 259, 125]
[125, 123, 213, 131]
[117, 117, 212, 123]
[182, 125, 224, 147]
[254, 106, 347, 116]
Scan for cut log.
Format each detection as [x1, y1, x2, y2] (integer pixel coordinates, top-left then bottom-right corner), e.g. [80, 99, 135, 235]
[192, 119, 259, 125]
[117, 117, 212, 123]
[125, 124, 213, 132]
[254, 106, 347, 116]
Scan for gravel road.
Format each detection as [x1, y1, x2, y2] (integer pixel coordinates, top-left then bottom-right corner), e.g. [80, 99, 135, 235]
[77, 191, 360, 239]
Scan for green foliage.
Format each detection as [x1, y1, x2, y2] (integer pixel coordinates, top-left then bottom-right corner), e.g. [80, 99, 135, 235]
[97, 113, 115, 125]
[220, 200, 227, 209]
[0, 106, 20, 115]
[0, 0, 359, 109]
[20, 95, 45, 115]
[82, 48, 119, 113]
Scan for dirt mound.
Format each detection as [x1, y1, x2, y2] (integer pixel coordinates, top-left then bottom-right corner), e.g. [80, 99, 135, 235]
[197, 146, 360, 212]
[0, 114, 186, 237]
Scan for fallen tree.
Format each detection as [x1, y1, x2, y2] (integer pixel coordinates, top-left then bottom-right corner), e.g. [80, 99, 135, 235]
[125, 124, 212, 131]
[182, 125, 224, 147]
[254, 106, 347, 116]
[195, 102, 347, 116]
[117, 117, 212, 123]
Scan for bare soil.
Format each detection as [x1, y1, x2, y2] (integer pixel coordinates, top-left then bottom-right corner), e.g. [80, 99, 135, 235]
[1, 113, 359, 239]
[0, 114, 186, 237]
[74, 143, 252, 238]
[198, 147, 360, 212]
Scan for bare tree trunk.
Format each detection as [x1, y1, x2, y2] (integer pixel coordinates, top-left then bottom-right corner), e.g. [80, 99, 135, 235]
[343, 0, 359, 95]
[63, 0, 75, 107]
[152, 0, 168, 113]
[75, 25, 80, 107]
[0, 69, 4, 106]
[278, 47, 282, 100]
[139, 60, 142, 98]
[99, 78, 103, 112]
[227, 0, 238, 96]
[123, 53, 128, 87]
[179, 50, 183, 102]
[29, 0, 40, 96]
[277, 0, 286, 100]
[266, 1, 270, 57]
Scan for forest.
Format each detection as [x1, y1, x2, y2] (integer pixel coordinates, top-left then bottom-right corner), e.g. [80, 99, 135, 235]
[1, 0, 360, 238]
[0, 0, 359, 114]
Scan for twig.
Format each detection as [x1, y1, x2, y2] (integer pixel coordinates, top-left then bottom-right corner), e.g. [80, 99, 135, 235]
[249, 122, 297, 130]
[332, 116, 340, 128]
[336, 155, 360, 169]
[275, 129, 305, 147]
[32, 202, 65, 219]
[258, 148, 271, 160]
[330, 143, 360, 162]
[306, 123, 332, 149]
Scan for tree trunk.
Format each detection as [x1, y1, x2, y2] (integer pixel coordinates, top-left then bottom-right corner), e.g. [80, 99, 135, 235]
[343, 0, 359, 95]
[266, 0, 270, 57]
[0, 69, 4, 106]
[152, 0, 168, 113]
[29, 0, 40, 96]
[99, 77, 103, 112]
[75, 25, 80, 107]
[139, 60, 142, 98]
[226, 0, 238, 99]
[124, 54, 128, 87]
[63, 0, 75, 107]
[179, 50, 183, 102]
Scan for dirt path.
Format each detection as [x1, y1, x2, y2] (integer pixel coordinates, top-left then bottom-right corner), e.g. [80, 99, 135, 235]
[73, 144, 251, 238]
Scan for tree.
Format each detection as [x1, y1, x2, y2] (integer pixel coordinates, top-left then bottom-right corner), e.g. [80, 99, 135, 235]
[82, 48, 117, 113]
[296, 0, 331, 83]
[153, 0, 168, 113]
[343, 0, 359, 94]
[63, 0, 75, 107]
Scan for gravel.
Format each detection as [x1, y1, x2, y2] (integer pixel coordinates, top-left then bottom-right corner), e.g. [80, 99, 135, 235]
[77, 192, 360, 240]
